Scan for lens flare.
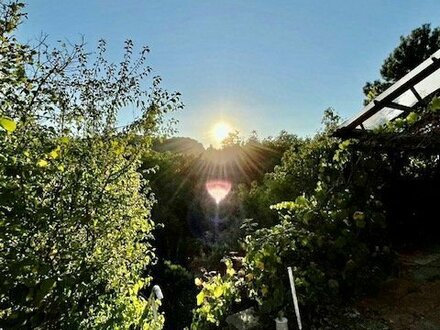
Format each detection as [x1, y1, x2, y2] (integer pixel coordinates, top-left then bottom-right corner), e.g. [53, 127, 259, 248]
[206, 180, 232, 204]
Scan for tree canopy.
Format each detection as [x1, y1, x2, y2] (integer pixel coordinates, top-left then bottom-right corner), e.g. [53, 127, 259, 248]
[363, 24, 440, 103]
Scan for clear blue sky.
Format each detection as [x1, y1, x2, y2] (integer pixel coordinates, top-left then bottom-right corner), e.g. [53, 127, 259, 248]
[17, 1, 440, 146]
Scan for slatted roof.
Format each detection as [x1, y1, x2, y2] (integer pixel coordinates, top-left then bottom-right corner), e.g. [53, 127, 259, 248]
[334, 49, 440, 138]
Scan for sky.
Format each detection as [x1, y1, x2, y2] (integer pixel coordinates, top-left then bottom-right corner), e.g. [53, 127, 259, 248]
[16, 1, 440, 146]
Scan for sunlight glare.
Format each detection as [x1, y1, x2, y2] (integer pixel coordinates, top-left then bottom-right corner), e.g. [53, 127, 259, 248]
[206, 180, 232, 204]
[212, 122, 232, 144]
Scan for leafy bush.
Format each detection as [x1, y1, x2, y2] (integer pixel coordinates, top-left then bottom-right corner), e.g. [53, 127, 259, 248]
[191, 259, 242, 329]
[238, 109, 341, 229]
[240, 135, 395, 327]
[192, 120, 395, 327]
[0, 2, 182, 328]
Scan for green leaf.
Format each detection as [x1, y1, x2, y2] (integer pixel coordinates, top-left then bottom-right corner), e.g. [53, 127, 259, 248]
[0, 117, 17, 133]
[405, 112, 418, 125]
[59, 136, 70, 144]
[339, 139, 351, 150]
[213, 285, 224, 298]
[196, 291, 205, 306]
[394, 118, 405, 129]
[37, 159, 48, 167]
[352, 211, 365, 221]
[49, 146, 61, 159]
[430, 97, 440, 112]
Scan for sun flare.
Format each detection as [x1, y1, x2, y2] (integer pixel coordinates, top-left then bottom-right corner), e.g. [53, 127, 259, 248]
[212, 122, 232, 143]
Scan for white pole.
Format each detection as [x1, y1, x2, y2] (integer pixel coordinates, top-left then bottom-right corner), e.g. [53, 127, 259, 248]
[287, 266, 302, 330]
[275, 316, 288, 330]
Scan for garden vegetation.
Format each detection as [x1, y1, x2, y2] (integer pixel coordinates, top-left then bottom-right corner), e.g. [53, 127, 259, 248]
[1, 1, 440, 329]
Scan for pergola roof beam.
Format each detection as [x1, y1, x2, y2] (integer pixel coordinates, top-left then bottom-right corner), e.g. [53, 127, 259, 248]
[335, 49, 440, 137]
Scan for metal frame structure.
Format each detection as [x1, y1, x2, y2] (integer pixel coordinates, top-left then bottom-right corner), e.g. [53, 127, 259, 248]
[334, 49, 440, 138]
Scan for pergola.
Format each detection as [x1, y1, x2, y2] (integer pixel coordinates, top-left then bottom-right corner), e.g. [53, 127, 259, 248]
[334, 49, 440, 150]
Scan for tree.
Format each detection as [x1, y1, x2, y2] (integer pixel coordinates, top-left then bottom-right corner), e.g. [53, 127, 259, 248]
[363, 24, 440, 104]
[221, 130, 243, 148]
[238, 110, 340, 229]
[0, 1, 182, 328]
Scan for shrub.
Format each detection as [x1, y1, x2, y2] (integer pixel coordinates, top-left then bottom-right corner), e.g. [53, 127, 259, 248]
[191, 259, 242, 329]
[192, 127, 395, 328]
[0, 2, 182, 328]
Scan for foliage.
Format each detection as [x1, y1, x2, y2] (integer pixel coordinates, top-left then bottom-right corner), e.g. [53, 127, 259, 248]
[142, 130, 300, 271]
[235, 99, 440, 327]
[363, 24, 440, 104]
[141, 150, 198, 265]
[191, 259, 242, 329]
[240, 136, 393, 327]
[150, 22, 440, 329]
[374, 97, 440, 134]
[149, 261, 197, 330]
[0, 2, 182, 328]
[221, 130, 243, 148]
[238, 109, 340, 229]
[190, 115, 396, 327]
[380, 24, 440, 82]
[3, 2, 440, 329]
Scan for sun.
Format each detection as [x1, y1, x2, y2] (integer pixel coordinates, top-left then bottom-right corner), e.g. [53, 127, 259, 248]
[212, 122, 232, 143]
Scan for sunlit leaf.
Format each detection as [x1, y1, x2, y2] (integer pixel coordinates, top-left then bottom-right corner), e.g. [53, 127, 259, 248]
[245, 273, 254, 282]
[196, 291, 205, 306]
[226, 267, 235, 277]
[352, 211, 365, 221]
[37, 159, 48, 167]
[59, 136, 70, 144]
[339, 139, 351, 150]
[406, 112, 418, 125]
[49, 146, 60, 159]
[0, 117, 17, 133]
[213, 286, 223, 298]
